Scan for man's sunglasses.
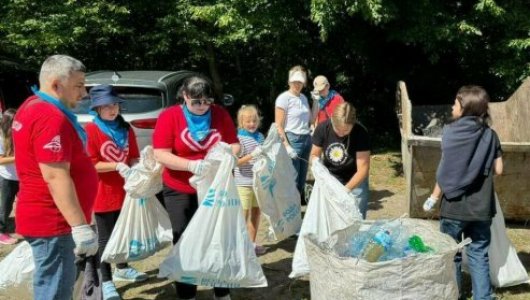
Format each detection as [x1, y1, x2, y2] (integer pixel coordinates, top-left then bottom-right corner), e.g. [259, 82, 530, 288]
[190, 98, 214, 106]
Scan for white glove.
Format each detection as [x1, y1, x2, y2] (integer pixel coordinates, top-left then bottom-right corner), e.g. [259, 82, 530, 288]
[71, 225, 98, 257]
[250, 146, 263, 158]
[286, 145, 298, 159]
[187, 160, 211, 176]
[311, 91, 320, 101]
[423, 196, 439, 212]
[115, 162, 130, 178]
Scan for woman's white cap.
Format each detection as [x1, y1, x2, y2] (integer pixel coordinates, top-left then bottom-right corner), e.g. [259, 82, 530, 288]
[288, 71, 306, 84]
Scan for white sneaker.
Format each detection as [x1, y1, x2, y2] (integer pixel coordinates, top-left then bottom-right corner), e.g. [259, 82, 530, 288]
[112, 267, 148, 282]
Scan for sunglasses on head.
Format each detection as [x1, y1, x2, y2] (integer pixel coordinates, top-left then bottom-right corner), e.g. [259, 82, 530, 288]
[189, 98, 214, 106]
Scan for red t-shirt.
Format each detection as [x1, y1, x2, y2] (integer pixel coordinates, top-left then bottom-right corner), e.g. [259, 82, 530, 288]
[153, 105, 238, 194]
[316, 93, 345, 124]
[13, 96, 98, 237]
[85, 123, 139, 212]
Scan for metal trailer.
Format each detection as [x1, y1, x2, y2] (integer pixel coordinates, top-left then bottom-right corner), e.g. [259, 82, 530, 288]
[396, 78, 530, 221]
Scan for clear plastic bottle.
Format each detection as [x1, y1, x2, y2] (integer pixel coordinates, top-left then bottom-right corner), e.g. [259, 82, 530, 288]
[361, 229, 392, 262]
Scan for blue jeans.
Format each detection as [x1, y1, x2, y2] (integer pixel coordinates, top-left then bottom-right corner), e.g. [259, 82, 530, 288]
[351, 178, 369, 219]
[27, 234, 77, 300]
[440, 218, 493, 300]
[286, 132, 311, 199]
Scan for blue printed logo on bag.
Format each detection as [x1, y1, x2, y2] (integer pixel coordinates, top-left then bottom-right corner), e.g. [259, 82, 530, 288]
[202, 188, 241, 208]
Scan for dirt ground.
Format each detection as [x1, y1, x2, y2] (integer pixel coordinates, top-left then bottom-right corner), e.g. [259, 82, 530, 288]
[1, 152, 529, 299]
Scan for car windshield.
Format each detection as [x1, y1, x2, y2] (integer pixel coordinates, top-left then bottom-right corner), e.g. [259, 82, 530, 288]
[73, 86, 163, 114]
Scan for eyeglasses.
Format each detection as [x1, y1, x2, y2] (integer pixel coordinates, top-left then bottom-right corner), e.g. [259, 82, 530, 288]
[189, 98, 214, 106]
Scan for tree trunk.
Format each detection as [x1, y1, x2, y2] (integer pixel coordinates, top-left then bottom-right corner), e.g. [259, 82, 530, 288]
[206, 43, 223, 97]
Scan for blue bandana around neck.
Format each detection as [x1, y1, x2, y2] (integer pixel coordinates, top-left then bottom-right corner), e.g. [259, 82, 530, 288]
[319, 90, 337, 110]
[89, 111, 128, 149]
[238, 128, 264, 144]
[182, 104, 212, 142]
[31, 86, 87, 147]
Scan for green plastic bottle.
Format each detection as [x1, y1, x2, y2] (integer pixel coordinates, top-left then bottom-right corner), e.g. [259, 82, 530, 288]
[407, 235, 433, 253]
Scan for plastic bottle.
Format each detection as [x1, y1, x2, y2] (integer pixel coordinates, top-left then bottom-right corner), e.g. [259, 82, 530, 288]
[407, 235, 433, 253]
[361, 229, 392, 262]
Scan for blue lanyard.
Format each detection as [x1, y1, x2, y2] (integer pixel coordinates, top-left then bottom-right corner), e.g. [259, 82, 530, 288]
[182, 104, 212, 142]
[31, 86, 87, 147]
[319, 90, 337, 110]
[237, 128, 264, 144]
[90, 112, 128, 149]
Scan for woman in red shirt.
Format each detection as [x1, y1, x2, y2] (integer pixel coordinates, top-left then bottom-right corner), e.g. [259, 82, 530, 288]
[153, 75, 239, 300]
[85, 84, 146, 300]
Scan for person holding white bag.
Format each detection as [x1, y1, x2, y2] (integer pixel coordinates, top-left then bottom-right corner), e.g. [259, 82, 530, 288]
[275, 65, 312, 205]
[309, 102, 371, 218]
[85, 84, 147, 300]
[234, 105, 267, 255]
[424, 85, 503, 300]
[153, 75, 240, 300]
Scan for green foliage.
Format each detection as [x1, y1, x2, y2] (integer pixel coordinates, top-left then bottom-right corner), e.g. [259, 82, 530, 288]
[311, 0, 530, 94]
[0, 1, 131, 68]
[1, 0, 529, 149]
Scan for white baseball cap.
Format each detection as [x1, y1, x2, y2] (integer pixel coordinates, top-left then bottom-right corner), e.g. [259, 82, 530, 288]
[288, 71, 306, 84]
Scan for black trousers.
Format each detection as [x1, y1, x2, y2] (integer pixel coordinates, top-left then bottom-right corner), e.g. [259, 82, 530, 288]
[0, 178, 18, 233]
[94, 210, 128, 282]
[163, 185, 230, 299]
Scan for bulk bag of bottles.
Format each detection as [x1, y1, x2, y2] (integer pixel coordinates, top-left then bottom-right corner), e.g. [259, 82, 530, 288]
[304, 218, 466, 300]
[252, 123, 302, 241]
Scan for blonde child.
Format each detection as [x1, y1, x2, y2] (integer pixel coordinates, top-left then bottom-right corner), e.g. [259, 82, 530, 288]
[234, 105, 266, 255]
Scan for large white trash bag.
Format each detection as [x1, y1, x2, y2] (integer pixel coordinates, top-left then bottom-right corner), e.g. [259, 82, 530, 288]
[101, 146, 172, 263]
[305, 219, 464, 300]
[159, 143, 267, 288]
[290, 159, 362, 278]
[253, 123, 302, 241]
[0, 241, 34, 298]
[463, 194, 529, 287]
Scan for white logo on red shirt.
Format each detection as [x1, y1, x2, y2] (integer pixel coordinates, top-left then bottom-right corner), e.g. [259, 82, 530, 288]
[12, 121, 22, 131]
[180, 128, 221, 152]
[43, 135, 62, 152]
[100, 140, 128, 162]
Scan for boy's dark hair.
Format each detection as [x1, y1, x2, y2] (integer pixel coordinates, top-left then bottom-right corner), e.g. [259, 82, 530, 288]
[456, 85, 491, 125]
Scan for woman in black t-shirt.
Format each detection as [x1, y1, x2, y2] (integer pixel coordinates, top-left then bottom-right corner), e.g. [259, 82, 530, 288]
[310, 102, 371, 218]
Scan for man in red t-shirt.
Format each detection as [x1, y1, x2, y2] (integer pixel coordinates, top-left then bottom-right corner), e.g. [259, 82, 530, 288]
[12, 55, 99, 300]
[311, 75, 346, 128]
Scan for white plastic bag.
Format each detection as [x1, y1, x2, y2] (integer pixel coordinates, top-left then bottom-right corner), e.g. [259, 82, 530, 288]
[101, 145, 172, 263]
[124, 145, 163, 198]
[290, 159, 362, 278]
[158, 143, 267, 288]
[488, 195, 529, 287]
[0, 241, 34, 298]
[101, 195, 173, 263]
[462, 194, 529, 287]
[253, 123, 302, 241]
